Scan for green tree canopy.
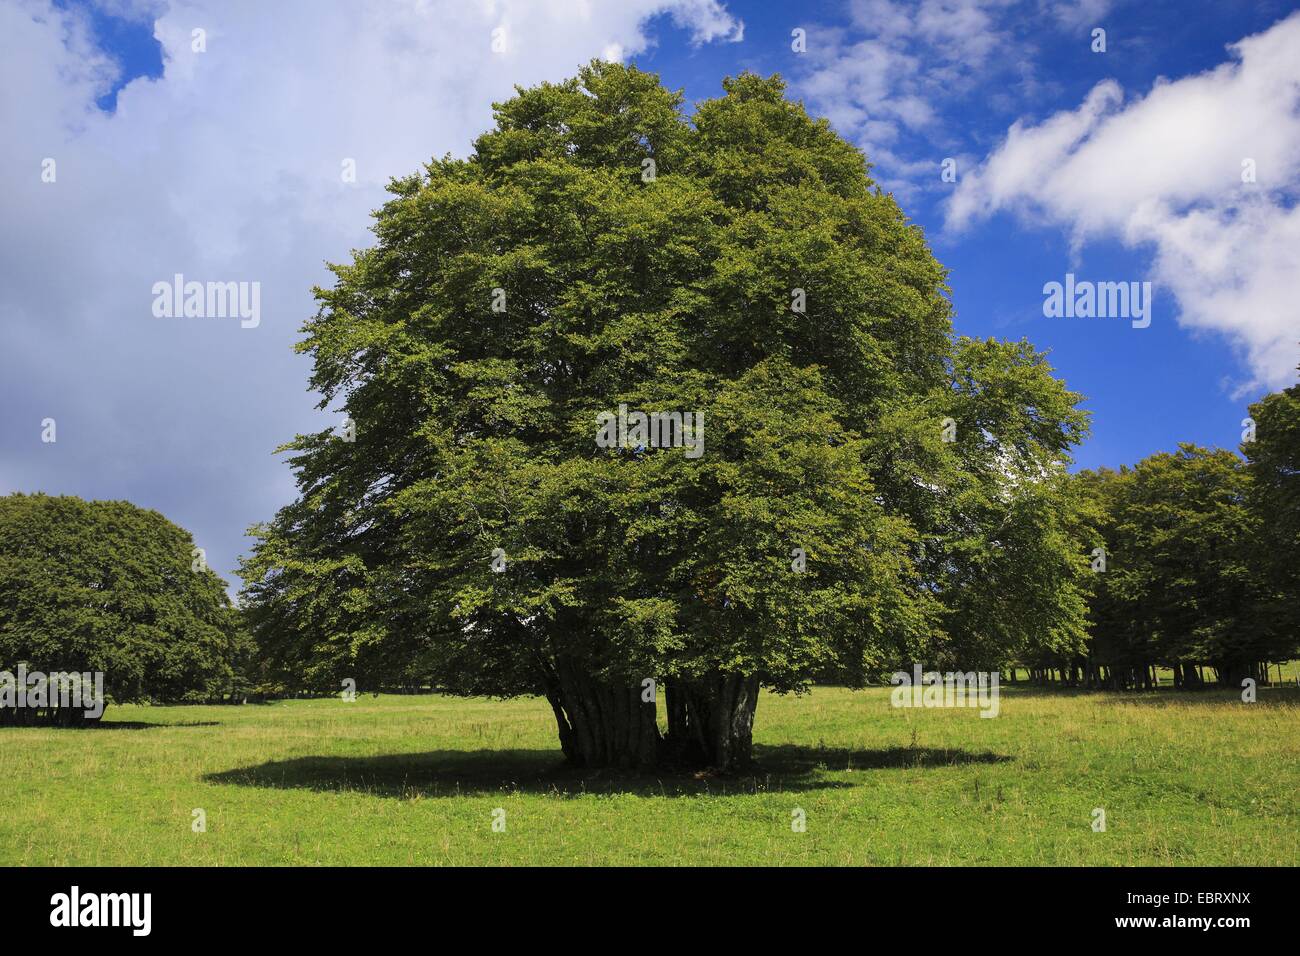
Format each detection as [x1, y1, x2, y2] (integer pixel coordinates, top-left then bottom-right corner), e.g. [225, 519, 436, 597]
[241, 62, 1091, 769]
[1079, 441, 1296, 687]
[0, 493, 247, 721]
[1243, 379, 1300, 660]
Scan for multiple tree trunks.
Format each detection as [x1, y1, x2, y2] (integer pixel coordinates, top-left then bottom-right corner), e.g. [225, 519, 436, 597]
[0, 706, 103, 727]
[544, 651, 1282, 770]
[544, 660, 760, 772]
[1018, 658, 1277, 690]
[547, 659, 659, 770]
[662, 674, 761, 771]
[1214, 660, 1272, 689]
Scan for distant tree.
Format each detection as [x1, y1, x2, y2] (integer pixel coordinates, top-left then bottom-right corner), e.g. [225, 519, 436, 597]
[931, 338, 1093, 676]
[241, 62, 1091, 769]
[0, 493, 248, 723]
[1069, 466, 1142, 685]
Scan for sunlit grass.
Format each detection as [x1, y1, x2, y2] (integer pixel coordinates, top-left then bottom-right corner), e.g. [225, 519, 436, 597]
[1, 682, 1296, 865]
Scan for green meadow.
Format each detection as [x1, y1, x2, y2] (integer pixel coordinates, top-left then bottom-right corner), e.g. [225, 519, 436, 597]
[3, 682, 1297, 866]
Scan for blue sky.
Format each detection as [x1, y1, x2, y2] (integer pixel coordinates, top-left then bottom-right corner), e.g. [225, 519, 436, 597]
[2, 0, 1298, 591]
[643, 0, 1300, 469]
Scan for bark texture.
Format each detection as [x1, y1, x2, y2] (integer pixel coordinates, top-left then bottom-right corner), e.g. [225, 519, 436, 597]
[545, 659, 658, 769]
[543, 664, 761, 772]
[661, 673, 761, 771]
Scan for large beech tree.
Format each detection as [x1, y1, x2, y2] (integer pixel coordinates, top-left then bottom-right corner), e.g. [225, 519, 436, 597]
[241, 62, 1090, 769]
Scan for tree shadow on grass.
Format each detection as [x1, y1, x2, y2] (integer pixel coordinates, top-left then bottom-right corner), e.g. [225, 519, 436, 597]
[204, 743, 1010, 799]
[755, 744, 1009, 773]
[0, 720, 221, 731]
[95, 720, 223, 730]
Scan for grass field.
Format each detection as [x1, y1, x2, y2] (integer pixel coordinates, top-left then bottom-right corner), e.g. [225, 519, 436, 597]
[2, 682, 1297, 866]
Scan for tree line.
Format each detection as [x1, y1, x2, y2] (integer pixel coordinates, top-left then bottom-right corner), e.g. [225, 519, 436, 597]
[1022, 384, 1298, 690]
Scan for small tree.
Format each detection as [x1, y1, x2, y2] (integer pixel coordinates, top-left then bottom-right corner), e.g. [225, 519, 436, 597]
[242, 62, 1090, 769]
[0, 493, 247, 722]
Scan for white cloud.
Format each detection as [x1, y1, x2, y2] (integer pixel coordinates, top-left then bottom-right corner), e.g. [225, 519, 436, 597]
[793, 0, 1052, 198]
[0, 0, 742, 588]
[946, 11, 1300, 392]
[791, 1, 1136, 200]
[1043, 0, 1115, 30]
[665, 0, 744, 43]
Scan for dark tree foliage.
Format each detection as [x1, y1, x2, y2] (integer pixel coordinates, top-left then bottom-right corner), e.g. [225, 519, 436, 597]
[0, 493, 248, 723]
[1077, 439, 1298, 689]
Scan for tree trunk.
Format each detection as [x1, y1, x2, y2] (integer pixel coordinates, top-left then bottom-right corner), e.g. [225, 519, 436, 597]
[662, 673, 761, 771]
[546, 660, 658, 769]
[1216, 659, 1261, 689]
[543, 661, 760, 771]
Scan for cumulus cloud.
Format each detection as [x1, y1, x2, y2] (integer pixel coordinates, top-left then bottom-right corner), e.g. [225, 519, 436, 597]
[793, 0, 1075, 197]
[0, 0, 742, 590]
[946, 11, 1300, 392]
[811, 0, 1023, 131]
